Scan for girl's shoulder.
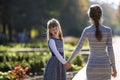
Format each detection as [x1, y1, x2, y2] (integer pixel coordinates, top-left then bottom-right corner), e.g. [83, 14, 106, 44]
[48, 37, 62, 43]
[48, 38, 55, 42]
[48, 38, 56, 47]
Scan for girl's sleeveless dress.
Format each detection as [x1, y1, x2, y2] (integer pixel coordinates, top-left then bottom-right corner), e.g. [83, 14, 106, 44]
[43, 38, 66, 80]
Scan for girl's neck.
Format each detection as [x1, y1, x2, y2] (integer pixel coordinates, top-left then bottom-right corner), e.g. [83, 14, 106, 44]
[52, 36, 60, 39]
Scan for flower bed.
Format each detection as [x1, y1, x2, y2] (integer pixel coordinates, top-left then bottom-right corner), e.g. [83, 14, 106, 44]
[0, 62, 29, 80]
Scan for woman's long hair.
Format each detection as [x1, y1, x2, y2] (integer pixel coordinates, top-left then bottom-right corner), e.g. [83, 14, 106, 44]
[88, 4, 102, 41]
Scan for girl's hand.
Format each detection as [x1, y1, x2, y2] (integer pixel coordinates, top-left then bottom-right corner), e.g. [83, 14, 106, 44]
[64, 62, 71, 70]
[112, 69, 117, 77]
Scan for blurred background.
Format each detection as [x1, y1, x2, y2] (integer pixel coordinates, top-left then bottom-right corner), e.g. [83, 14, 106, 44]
[0, 0, 120, 79]
[0, 0, 120, 43]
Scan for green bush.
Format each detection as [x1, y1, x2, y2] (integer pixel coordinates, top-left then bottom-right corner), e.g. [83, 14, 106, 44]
[0, 41, 85, 76]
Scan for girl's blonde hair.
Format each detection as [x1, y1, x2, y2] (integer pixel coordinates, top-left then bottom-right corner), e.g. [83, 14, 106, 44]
[47, 18, 63, 41]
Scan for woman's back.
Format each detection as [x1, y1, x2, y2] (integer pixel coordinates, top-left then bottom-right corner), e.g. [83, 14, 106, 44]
[86, 25, 111, 52]
[84, 25, 114, 80]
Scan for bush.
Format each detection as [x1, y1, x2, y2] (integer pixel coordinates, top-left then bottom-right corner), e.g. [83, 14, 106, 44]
[0, 41, 85, 76]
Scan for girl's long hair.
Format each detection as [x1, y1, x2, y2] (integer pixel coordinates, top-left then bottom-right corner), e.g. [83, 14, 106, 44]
[47, 18, 63, 41]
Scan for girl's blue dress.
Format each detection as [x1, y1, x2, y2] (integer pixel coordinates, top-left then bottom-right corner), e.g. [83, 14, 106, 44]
[43, 37, 66, 80]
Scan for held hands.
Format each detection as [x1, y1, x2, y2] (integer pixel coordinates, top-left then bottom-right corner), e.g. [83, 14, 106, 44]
[64, 62, 71, 70]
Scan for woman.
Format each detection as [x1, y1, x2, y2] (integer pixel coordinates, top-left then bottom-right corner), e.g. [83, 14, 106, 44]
[67, 4, 117, 80]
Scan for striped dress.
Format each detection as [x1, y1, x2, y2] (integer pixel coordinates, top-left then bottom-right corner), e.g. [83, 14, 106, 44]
[43, 37, 66, 80]
[68, 25, 116, 80]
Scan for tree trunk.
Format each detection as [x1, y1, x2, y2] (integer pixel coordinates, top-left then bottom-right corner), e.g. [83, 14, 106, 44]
[8, 22, 12, 42]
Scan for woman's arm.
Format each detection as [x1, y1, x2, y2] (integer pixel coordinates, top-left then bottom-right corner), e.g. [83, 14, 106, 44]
[68, 28, 87, 62]
[107, 28, 116, 70]
[49, 39, 67, 64]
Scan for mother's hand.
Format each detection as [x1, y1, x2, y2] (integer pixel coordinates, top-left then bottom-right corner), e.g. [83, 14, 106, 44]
[112, 69, 117, 77]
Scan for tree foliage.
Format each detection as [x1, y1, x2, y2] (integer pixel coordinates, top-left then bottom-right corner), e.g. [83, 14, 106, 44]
[0, 0, 119, 42]
[60, 0, 89, 37]
[0, 0, 89, 41]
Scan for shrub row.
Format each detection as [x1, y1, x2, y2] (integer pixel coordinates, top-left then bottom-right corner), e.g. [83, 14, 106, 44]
[0, 50, 83, 76]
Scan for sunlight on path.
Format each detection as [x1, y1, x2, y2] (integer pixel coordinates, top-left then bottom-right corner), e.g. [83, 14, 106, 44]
[72, 65, 87, 80]
[112, 36, 120, 80]
[72, 36, 120, 80]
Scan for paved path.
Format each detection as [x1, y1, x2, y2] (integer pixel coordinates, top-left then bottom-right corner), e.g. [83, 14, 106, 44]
[72, 36, 120, 80]
[111, 36, 120, 80]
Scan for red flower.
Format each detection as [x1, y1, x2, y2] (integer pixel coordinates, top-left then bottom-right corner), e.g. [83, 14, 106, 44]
[9, 62, 30, 80]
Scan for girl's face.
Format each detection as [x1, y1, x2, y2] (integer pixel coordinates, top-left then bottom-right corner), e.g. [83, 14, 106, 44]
[49, 26, 60, 38]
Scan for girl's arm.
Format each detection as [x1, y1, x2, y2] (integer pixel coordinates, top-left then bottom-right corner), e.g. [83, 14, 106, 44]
[107, 28, 116, 70]
[68, 28, 87, 62]
[49, 39, 67, 64]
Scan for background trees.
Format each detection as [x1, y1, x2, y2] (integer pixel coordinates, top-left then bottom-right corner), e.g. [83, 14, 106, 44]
[0, 0, 119, 43]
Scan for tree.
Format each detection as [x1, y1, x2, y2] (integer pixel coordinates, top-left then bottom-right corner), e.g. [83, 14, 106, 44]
[116, 5, 120, 25]
[60, 0, 89, 37]
[0, 0, 12, 41]
[0, 0, 89, 42]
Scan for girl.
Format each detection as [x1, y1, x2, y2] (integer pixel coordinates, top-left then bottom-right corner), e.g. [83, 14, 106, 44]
[43, 18, 67, 80]
[67, 4, 117, 80]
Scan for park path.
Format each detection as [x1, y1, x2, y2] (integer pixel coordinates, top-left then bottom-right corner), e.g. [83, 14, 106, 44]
[111, 36, 120, 80]
[72, 36, 120, 80]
